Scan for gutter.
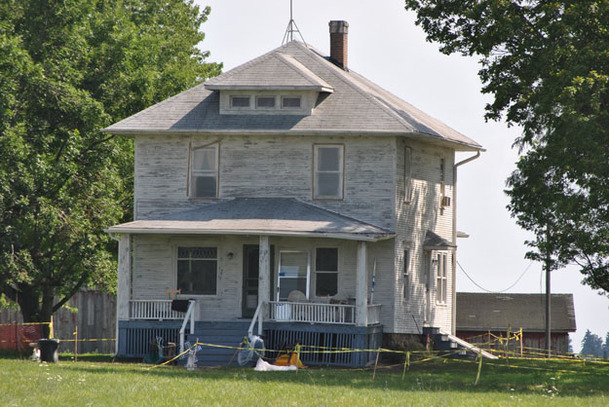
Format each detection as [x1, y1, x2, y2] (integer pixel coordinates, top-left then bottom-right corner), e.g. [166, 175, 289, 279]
[451, 151, 482, 335]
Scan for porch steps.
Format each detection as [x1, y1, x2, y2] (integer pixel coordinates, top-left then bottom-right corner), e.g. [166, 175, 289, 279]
[185, 321, 252, 367]
[425, 327, 498, 359]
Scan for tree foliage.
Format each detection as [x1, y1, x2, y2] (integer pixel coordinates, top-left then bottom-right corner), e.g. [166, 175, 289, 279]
[404, 0, 609, 294]
[580, 329, 604, 358]
[0, 0, 221, 324]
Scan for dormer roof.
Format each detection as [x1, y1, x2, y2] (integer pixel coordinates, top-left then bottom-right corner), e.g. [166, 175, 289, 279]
[204, 52, 333, 93]
[103, 41, 482, 152]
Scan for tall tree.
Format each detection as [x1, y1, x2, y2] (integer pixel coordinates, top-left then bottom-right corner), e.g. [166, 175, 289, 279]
[0, 0, 221, 327]
[404, 0, 609, 295]
[580, 329, 603, 358]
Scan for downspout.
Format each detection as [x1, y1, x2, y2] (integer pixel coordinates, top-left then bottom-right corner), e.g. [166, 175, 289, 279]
[451, 151, 481, 335]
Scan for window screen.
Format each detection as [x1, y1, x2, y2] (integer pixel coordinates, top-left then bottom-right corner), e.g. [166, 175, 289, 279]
[282, 96, 301, 109]
[256, 96, 276, 108]
[177, 247, 217, 295]
[231, 96, 250, 108]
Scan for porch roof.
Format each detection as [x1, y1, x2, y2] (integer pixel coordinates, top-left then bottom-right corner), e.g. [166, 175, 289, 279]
[106, 198, 394, 242]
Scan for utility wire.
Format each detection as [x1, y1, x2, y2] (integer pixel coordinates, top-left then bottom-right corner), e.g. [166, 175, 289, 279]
[457, 260, 535, 293]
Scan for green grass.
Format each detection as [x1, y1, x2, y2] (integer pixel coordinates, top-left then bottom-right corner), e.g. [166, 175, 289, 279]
[1, 355, 608, 406]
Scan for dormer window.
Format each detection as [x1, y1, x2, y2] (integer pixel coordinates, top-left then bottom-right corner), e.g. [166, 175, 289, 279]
[256, 96, 276, 109]
[219, 91, 317, 115]
[230, 96, 250, 108]
[282, 96, 301, 109]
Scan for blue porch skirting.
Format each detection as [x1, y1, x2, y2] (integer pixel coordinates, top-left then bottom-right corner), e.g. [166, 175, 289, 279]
[118, 320, 181, 358]
[118, 320, 382, 367]
[263, 322, 383, 367]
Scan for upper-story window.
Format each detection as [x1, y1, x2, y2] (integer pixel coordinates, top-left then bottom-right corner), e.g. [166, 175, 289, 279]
[313, 144, 344, 200]
[190, 143, 219, 199]
[404, 146, 412, 203]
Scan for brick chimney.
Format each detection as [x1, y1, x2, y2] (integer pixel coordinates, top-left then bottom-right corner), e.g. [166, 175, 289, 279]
[329, 20, 349, 70]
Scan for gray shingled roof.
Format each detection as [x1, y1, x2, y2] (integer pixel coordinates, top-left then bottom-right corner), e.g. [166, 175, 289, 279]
[106, 198, 394, 242]
[205, 52, 333, 92]
[424, 230, 455, 250]
[103, 41, 482, 152]
[456, 293, 576, 332]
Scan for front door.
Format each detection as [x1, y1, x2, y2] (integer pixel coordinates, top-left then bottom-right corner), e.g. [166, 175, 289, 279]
[242, 245, 274, 318]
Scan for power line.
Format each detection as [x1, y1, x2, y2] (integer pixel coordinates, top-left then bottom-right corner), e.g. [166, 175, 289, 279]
[457, 260, 535, 293]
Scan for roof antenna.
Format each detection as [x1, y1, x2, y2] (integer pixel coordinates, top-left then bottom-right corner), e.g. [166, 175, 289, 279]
[282, 0, 306, 45]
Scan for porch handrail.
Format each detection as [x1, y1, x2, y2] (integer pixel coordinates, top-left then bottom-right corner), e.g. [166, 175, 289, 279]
[179, 300, 196, 354]
[129, 300, 184, 320]
[247, 301, 265, 339]
[268, 301, 355, 325]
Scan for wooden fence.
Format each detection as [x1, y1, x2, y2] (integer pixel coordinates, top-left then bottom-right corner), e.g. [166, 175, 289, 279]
[0, 290, 116, 354]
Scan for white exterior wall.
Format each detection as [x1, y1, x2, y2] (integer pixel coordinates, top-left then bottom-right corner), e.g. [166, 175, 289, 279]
[392, 138, 455, 334]
[130, 133, 458, 332]
[133, 134, 395, 230]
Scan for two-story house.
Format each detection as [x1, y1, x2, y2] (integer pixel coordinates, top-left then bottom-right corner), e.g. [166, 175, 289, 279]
[105, 21, 482, 367]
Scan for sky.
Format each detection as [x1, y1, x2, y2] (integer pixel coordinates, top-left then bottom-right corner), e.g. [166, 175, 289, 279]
[195, 0, 609, 351]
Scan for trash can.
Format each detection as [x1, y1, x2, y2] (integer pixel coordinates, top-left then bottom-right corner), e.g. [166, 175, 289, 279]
[38, 339, 60, 363]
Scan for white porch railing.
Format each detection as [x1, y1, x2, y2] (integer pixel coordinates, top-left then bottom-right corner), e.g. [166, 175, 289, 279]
[268, 301, 381, 325]
[179, 300, 197, 354]
[129, 300, 184, 320]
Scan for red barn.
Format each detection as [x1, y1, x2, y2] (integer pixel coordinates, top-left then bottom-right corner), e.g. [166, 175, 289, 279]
[456, 293, 576, 357]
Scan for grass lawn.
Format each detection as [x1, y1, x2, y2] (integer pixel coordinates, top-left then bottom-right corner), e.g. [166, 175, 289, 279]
[0, 354, 608, 406]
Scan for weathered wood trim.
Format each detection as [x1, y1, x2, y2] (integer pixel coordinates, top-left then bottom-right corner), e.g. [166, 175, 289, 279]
[258, 235, 270, 336]
[355, 241, 368, 327]
[117, 235, 131, 322]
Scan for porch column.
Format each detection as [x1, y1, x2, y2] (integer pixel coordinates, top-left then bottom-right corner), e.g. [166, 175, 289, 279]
[115, 234, 131, 356]
[355, 241, 368, 327]
[258, 235, 270, 334]
[117, 234, 131, 321]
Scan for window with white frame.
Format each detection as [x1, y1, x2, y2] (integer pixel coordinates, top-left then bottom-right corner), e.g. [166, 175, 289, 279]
[313, 144, 344, 200]
[277, 251, 310, 301]
[436, 252, 448, 304]
[403, 249, 410, 300]
[190, 143, 218, 198]
[404, 146, 412, 203]
[177, 247, 217, 295]
[315, 248, 338, 297]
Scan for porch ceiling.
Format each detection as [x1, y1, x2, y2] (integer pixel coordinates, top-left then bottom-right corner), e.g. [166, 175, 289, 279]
[106, 198, 394, 242]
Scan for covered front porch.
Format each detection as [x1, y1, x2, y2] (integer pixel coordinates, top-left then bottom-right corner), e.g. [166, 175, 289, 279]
[108, 198, 394, 366]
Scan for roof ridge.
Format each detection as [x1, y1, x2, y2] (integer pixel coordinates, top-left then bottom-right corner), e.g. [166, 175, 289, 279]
[301, 45, 481, 149]
[297, 46, 413, 132]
